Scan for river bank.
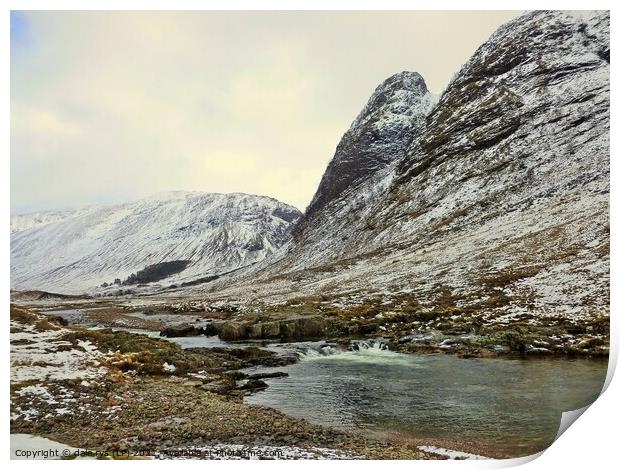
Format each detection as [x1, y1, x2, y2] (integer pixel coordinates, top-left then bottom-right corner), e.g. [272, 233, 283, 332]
[19, 292, 610, 359]
[10, 300, 609, 459]
[9, 305, 434, 460]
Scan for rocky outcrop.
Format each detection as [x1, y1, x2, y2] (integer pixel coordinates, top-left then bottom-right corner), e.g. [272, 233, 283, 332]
[218, 321, 248, 341]
[218, 316, 341, 342]
[302, 71, 435, 221]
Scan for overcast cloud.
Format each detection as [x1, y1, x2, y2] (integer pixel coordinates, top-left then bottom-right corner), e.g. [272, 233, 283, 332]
[11, 10, 520, 214]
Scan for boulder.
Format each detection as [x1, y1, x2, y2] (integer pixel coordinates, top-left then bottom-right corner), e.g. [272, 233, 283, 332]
[279, 316, 330, 340]
[219, 321, 248, 341]
[238, 379, 268, 391]
[160, 324, 202, 337]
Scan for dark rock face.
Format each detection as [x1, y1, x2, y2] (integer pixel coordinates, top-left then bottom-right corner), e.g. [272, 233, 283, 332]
[160, 322, 219, 337]
[301, 71, 435, 223]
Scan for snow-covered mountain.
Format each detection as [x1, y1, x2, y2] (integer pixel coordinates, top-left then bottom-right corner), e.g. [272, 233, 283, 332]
[11, 11, 610, 331]
[303, 71, 435, 221]
[203, 11, 609, 326]
[288, 71, 436, 267]
[11, 208, 95, 234]
[10, 191, 301, 294]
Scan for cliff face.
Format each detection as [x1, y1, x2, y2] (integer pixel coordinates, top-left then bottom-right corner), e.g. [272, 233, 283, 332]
[286, 71, 436, 267]
[209, 11, 609, 328]
[303, 71, 435, 221]
[355, 10, 610, 322]
[385, 9, 609, 238]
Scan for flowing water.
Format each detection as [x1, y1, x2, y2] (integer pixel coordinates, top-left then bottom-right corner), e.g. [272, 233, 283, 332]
[42, 310, 608, 458]
[243, 341, 608, 458]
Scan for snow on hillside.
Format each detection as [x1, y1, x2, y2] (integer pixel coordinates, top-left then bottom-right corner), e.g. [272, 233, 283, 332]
[199, 11, 609, 326]
[302, 71, 435, 221]
[10, 191, 301, 294]
[11, 208, 95, 234]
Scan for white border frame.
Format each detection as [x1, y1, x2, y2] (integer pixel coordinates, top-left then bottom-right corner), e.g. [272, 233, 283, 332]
[2, 1, 617, 468]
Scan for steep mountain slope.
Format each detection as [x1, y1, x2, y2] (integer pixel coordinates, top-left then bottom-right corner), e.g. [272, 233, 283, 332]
[303, 71, 435, 221]
[203, 11, 609, 330]
[10, 192, 301, 294]
[289, 71, 436, 265]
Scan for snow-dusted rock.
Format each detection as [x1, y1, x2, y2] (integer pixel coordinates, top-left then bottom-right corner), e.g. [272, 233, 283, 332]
[303, 71, 435, 221]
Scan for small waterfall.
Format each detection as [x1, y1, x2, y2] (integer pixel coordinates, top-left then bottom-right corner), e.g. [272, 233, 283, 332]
[296, 339, 390, 360]
[349, 339, 389, 352]
[296, 342, 341, 358]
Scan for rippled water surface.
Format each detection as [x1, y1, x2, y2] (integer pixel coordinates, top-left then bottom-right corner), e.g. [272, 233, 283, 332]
[244, 345, 607, 457]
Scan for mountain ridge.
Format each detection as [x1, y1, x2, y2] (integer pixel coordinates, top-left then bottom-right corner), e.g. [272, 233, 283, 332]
[193, 10, 609, 331]
[10, 191, 302, 294]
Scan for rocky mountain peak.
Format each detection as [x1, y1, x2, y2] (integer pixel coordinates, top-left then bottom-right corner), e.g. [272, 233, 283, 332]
[233, 10, 609, 334]
[350, 71, 429, 127]
[302, 70, 435, 222]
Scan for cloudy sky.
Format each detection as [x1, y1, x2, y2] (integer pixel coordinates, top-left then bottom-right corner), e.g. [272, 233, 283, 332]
[11, 10, 520, 214]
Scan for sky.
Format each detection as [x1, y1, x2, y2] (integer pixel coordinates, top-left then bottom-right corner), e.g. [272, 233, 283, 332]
[11, 10, 521, 214]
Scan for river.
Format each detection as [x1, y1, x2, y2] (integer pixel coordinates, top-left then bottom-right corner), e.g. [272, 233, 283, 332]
[44, 309, 608, 458]
[242, 341, 608, 458]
